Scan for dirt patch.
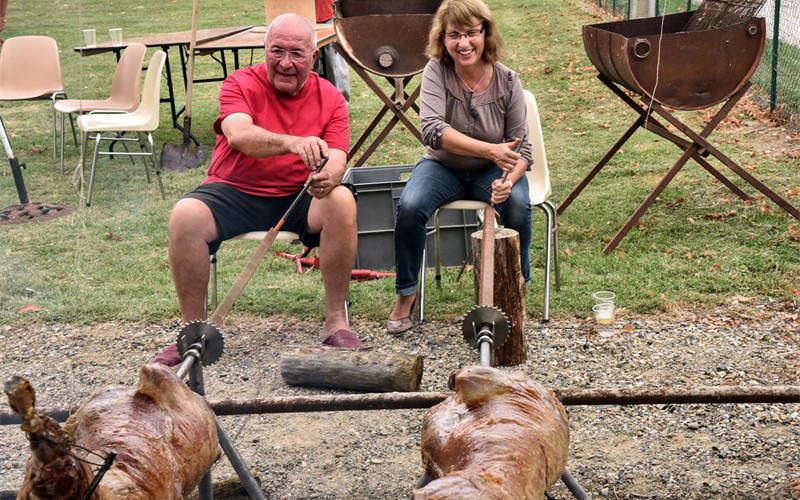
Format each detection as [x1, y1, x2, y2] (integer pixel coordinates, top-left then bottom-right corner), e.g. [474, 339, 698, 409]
[0, 303, 798, 498]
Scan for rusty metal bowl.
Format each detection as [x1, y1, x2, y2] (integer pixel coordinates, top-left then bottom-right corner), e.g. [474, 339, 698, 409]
[583, 11, 766, 110]
[334, 0, 441, 78]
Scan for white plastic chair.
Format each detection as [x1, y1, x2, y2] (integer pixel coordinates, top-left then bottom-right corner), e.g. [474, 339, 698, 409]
[55, 43, 147, 175]
[0, 35, 75, 160]
[420, 89, 559, 322]
[209, 231, 350, 322]
[77, 51, 167, 207]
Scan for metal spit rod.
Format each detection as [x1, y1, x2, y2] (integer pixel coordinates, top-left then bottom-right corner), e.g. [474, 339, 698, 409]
[177, 342, 266, 500]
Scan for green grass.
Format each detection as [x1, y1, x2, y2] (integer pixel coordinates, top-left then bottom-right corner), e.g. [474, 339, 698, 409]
[1, 0, 798, 326]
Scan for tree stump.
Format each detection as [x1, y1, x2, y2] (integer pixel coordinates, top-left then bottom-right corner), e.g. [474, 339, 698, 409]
[280, 346, 424, 392]
[472, 226, 527, 366]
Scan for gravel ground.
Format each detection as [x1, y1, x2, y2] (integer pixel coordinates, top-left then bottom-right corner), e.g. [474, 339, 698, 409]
[1, 301, 798, 499]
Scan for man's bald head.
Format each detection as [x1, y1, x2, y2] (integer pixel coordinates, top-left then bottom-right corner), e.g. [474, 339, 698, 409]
[265, 13, 316, 52]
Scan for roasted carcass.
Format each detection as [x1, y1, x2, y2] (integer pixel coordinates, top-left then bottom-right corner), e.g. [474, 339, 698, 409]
[5, 363, 221, 499]
[414, 366, 570, 500]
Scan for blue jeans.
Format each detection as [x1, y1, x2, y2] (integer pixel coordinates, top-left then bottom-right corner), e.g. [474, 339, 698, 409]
[394, 159, 532, 296]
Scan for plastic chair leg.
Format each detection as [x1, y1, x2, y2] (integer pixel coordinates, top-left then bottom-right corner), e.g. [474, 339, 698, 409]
[59, 112, 65, 175]
[536, 203, 552, 323]
[86, 133, 102, 207]
[137, 132, 152, 183]
[544, 200, 561, 290]
[434, 208, 443, 287]
[146, 132, 166, 200]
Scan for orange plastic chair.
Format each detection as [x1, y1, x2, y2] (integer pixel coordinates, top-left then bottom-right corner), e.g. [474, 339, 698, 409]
[0, 35, 74, 161]
[54, 43, 147, 174]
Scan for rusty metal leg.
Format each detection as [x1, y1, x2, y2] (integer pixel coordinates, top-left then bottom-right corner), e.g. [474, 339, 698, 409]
[348, 104, 391, 160]
[602, 142, 698, 253]
[649, 98, 800, 220]
[351, 83, 422, 167]
[603, 83, 754, 253]
[558, 115, 644, 215]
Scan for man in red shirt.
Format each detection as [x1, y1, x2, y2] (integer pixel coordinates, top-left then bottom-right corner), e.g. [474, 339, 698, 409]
[155, 14, 359, 366]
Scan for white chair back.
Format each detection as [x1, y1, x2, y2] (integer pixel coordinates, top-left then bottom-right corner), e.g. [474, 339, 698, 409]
[524, 90, 551, 205]
[130, 50, 166, 131]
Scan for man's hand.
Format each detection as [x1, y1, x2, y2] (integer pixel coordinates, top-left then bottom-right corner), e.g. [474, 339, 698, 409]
[490, 177, 513, 205]
[485, 138, 521, 173]
[290, 136, 329, 170]
[308, 168, 337, 199]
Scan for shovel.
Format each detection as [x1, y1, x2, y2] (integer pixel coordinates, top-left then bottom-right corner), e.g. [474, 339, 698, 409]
[161, 0, 207, 171]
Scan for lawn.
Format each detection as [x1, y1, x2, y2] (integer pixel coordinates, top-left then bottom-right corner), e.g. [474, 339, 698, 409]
[1, 0, 798, 326]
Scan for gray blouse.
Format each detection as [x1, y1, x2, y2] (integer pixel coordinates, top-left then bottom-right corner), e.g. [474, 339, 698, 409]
[419, 58, 532, 171]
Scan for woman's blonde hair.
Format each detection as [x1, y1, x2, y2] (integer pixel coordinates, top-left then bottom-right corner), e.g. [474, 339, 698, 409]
[426, 0, 506, 65]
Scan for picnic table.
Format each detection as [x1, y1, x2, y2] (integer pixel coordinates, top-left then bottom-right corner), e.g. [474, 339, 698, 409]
[74, 25, 337, 133]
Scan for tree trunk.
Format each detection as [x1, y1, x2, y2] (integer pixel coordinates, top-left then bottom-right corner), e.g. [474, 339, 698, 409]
[472, 226, 527, 366]
[280, 346, 424, 392]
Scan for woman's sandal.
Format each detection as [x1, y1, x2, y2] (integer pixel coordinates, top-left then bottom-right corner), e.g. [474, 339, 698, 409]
[387, 298, 416, 335]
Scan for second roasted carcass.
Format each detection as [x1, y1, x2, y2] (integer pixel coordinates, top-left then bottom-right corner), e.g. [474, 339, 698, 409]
[6, 363, 221, 499]
[415, 366, 570, 500]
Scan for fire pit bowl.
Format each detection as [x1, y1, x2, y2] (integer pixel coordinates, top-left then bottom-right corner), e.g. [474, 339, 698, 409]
[334, 0, 441, 78]
[583, 11, 765, 110]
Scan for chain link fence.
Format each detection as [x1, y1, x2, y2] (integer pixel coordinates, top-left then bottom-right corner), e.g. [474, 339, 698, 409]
[593, 0, 800, 130]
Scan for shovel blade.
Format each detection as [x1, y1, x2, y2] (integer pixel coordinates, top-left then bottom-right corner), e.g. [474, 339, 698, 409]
[160, 142, 208, 172]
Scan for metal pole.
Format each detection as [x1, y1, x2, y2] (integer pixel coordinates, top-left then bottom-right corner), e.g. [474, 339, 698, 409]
[189, 360, 214, 500]
[770, 0, 781, 112]
[561, 469, 592, 500]
[5, 386, 799, 425]
[215, 416, 267, 500]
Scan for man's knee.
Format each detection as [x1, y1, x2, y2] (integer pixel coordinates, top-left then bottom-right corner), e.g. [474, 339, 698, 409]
[169, 198, 216, 243]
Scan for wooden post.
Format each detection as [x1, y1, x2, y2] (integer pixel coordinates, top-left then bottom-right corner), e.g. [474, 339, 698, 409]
[280, 346, 424, 392]
[472, 227, 527, 366]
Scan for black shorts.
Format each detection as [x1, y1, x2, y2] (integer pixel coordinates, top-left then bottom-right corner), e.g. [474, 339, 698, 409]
[183, 182, 320, 254]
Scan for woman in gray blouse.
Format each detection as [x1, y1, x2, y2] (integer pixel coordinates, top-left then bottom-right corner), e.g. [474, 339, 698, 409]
[387, 0, 533, 334]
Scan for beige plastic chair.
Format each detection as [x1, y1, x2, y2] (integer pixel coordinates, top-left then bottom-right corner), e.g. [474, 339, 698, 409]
[209, 231, 350, 321]
[0, 35, 74, 160]
[420, 89, 559, 322]
[77, 50, 167, 207]
[54, 43, 147, 175]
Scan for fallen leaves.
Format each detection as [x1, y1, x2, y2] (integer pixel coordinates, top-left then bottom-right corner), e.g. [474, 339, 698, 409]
[18, 304, 44, 314]
[104, 232, 122, 241]
[565, 248, 573, 257]
[702, 210, 738, 219]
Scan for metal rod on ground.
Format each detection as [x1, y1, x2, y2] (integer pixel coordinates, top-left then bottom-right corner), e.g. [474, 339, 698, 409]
[561, 469, 592, 500]
[189, 356, 214, 500]
[6, 386, 799, 425]
[215, 415, 266, 500]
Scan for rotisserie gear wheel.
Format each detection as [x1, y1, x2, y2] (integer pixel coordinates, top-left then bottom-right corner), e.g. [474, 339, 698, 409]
[177, 320, 224, 366]
[461, 305, 509, 350]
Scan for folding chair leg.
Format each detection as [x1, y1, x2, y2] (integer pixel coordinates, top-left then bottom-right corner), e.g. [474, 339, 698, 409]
[544, 200, 561, 291]
[434, 208, 443, 288]
[86, 133, 102, 207]
[59, 112, 65, 175]
[51, 95, 58, 160]
[146, 132, 166, 200]
[68, 113, 77, 146]
[78, 131, 88, 191]
[537, 204, 552, 323]
[137, 132, 152, 182]
[210, 253, 218, 312]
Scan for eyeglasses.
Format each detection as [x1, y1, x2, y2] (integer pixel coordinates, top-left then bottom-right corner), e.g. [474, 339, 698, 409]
[267, 48, 309, 62]
[443, 26, 484, 42]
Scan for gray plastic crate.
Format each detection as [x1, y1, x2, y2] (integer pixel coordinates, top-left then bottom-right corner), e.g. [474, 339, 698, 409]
[343, 164, 480, 271]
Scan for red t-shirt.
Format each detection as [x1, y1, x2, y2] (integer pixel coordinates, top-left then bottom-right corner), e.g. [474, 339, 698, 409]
[204, 64, 349, 197]
[315, 0, 334, 23]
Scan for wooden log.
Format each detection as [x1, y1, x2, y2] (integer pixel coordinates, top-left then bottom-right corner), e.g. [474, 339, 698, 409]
[472, 226, 527, 366]
[280, 346, 424, 392]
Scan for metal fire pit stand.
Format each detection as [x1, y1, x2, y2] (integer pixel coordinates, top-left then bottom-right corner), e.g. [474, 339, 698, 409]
[559, 74, 800, 254]
[333, 44, 423, 166]
[1, 115, 30, 205]
[176, 337, 266, 500]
